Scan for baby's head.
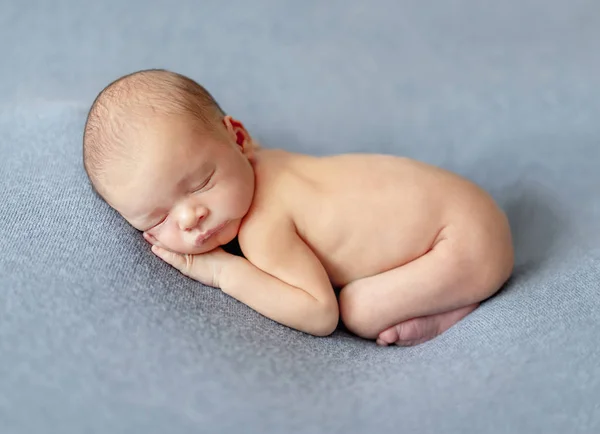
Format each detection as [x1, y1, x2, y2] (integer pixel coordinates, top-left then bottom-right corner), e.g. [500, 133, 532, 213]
[83, 69, 257, 254]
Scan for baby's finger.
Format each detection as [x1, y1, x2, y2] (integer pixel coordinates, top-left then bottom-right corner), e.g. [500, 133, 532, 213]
[144, 232, 166, 249]
[151, 245, 178, 263]
[151, 245, 188, 272]
[143, 232, 154, 244]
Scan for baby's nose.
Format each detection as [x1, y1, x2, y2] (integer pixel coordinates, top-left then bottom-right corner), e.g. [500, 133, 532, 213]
[177, 206, 207, 231]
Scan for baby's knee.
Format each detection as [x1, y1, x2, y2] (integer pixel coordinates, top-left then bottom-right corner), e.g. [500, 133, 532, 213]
[473, 220, 514, 295]
[446, 220, 514, 301]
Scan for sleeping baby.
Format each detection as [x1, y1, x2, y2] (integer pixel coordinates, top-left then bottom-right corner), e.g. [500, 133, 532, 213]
[82, 69, 514, 346]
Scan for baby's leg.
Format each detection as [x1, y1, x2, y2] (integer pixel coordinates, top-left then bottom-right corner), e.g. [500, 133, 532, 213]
[338, 224, 513, 345]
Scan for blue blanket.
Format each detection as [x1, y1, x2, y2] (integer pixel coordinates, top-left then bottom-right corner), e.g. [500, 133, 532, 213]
[1, 1, 599, 433]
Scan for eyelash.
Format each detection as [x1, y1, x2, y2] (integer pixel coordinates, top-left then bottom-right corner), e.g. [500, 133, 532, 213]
[192, 171, 214, 193]
[149, 215, 167, 230]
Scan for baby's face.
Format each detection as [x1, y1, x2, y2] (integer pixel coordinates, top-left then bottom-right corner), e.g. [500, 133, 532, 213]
[105, 115, 256, 255]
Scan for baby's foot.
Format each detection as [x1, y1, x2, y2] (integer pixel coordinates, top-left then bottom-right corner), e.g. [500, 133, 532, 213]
[375, 303, 479, 346]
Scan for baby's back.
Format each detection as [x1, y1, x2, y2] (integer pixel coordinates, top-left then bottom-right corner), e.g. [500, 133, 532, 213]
[248, 149, 507, 288]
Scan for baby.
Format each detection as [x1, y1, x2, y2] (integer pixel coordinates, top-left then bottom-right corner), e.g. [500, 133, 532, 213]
[83, 69, 514, 346]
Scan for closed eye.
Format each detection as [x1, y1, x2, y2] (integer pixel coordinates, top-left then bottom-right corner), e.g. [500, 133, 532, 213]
[138, 215, 164, 233]
[155, 215, 167, 226]
[143, 215, 167, 232]
[192, 170, 215, 193]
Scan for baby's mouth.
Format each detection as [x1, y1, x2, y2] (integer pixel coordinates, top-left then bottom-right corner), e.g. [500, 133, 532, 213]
[194, 221, 228, 246]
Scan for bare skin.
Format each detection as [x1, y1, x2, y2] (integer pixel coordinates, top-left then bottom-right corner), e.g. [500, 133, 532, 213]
[105, 115, 514, 346]
[236, 148, 513, 344]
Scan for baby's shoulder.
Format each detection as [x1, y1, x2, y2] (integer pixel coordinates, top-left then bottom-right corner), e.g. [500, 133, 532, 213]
[236, 153, 300, 255]
[236, 196, 296, 263]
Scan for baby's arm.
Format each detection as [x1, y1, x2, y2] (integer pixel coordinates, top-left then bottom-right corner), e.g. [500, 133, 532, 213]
[152, 222, 338, 336]
[220, 215, 339, 337]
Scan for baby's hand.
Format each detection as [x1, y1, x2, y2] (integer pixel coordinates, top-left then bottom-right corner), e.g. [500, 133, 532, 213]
[144, 235, 234, 288]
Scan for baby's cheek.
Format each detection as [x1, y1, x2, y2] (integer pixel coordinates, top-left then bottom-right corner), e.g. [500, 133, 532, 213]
[156, 226, 184, 252]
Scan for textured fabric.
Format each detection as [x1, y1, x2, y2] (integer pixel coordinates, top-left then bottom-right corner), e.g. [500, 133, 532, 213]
[1, 1, 599, 433]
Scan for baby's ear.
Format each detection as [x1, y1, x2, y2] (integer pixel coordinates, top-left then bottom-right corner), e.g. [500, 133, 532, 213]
[222, 115, 251, 149]
[244, 139, 260, 163]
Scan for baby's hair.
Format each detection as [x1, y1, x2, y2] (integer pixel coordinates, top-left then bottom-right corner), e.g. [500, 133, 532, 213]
[82, 68, 226, 196]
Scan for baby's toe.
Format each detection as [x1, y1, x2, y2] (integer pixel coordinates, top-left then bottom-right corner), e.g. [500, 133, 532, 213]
[376, 316, 440, 346]
[376, 327, 399, 346]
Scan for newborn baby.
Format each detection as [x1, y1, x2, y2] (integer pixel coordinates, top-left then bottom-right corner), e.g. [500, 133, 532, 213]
[83, 69, 514, 346]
